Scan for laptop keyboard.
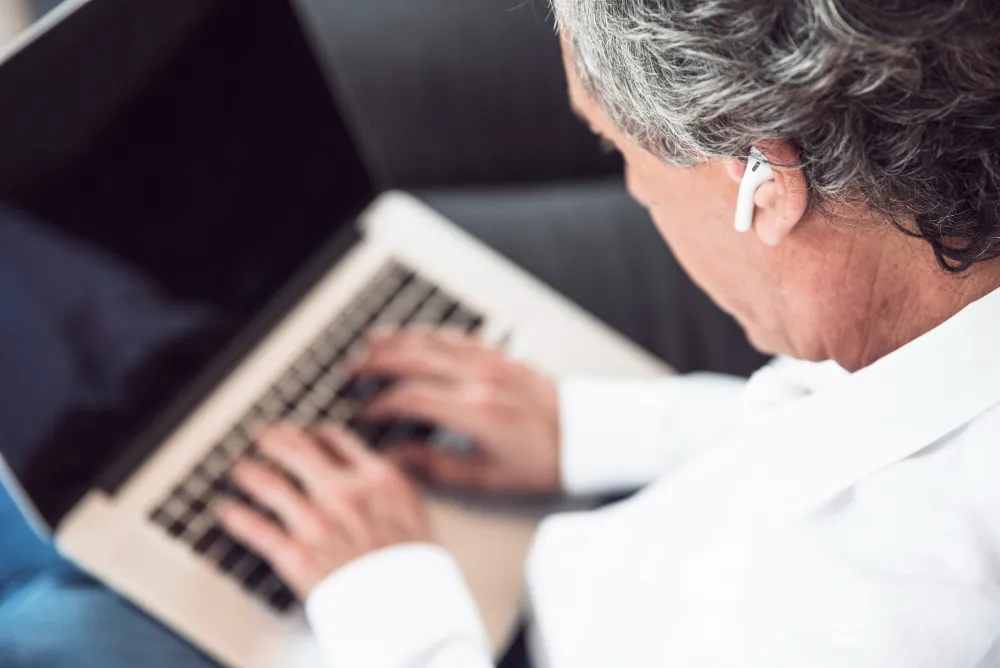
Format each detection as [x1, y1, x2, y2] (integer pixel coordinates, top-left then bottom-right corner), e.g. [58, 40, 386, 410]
[149, 262, 484, 613]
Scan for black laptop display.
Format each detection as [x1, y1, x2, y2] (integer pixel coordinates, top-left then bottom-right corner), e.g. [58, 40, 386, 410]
[0, 0, 374, 529]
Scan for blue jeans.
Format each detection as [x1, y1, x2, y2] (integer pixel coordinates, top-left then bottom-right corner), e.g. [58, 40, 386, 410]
[0, 496, 221, 668]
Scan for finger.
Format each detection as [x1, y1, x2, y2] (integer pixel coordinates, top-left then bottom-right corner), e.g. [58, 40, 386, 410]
[367, 328, 485, 353]
[358, 329, 494, 372]
[258, 426, 370, 544]
[365, 380, 509, 440]
[351, 344, 469, 382]
[353, 329, 482, 382]
[311, 426, 378, 470]
[288, 427, 379, 543]
[229, 460, 330, 545]
[217, 502, 325, 597]
[312, 426, 420, 533]
[258, 424, 343, 495]
[367, 329, 518, 382]
[430, 329, 493, 349]
[387, 445, 497, 489]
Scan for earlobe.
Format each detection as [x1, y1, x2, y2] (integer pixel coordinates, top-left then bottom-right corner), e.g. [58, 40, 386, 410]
[753, 181, 787, 246]
[753, 176, 808, 248]
[744, 143, 808, 246]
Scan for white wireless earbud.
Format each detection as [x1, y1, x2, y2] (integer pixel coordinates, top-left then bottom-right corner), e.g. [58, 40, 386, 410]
[734, 147, 775, 233]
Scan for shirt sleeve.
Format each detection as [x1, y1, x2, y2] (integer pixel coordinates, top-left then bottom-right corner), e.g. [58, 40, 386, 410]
[305, 544, 494, 668]
[559, 373, 748, 495]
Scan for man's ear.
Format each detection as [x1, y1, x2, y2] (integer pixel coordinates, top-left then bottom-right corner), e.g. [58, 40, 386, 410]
[725, 142, 808, 246]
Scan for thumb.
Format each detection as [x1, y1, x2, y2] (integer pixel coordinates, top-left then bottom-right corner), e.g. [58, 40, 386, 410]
[386, 445, 494, 489]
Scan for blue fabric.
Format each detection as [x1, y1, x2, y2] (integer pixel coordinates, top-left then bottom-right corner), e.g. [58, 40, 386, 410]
[0, 571, 220, 668]
[0, 465, 220, 668]
[0, 486, 65, 600]
[0, 485, 221, 668]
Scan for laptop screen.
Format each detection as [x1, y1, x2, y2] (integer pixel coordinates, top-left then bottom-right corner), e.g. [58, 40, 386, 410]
[0, 0, 375, 528]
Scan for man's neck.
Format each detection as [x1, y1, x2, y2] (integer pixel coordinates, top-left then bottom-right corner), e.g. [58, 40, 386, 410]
[829, 256, 1000, 372]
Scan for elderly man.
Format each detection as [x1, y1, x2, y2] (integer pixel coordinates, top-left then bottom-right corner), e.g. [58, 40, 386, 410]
[5, 0, 1000, 666]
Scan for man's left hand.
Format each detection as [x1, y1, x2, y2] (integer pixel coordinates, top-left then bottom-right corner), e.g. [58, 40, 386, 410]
[219, 424, 432, 599]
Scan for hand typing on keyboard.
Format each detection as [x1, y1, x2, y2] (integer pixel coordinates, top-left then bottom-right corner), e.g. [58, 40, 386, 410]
[218, 424, 431, 598]
[150, 265, 489, 611]
[350, 330, 562, 494]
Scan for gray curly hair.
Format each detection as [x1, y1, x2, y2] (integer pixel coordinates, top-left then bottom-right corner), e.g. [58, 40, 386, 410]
[551, 0, 1000, 271]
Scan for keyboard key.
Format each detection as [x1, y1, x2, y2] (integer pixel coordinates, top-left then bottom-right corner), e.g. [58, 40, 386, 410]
[275, 375, 304, 402]
[205, 533, 238, 564]
[167, 519, 188, 537]
[267, 584, 298, 613]
[232, 553, 264, 581]
[188, 497, 208, 515]
[391, 266, 416, 283]
[367, 423, 394, 448]
[194, 526, 224, 555]
[150, 508, 173, 529]
[337, 376, 391, 404]
[164, 496, 190, 518]
[202, 453, 235, 478]
[242, 559, 275, 590]
[438, 299, 460, 322]
[219, 545, 250, 573]
[210, 476, 233, 495]
[381, 420, 436, 448]
[256, 394, 286, 420]
[184, 474, 212, 498]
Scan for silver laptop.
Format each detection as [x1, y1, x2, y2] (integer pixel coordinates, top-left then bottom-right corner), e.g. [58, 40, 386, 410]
[0, 0, 666, 666]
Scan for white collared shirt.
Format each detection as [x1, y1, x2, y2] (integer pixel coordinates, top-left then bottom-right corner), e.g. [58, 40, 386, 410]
[305, 290, 1000, 667]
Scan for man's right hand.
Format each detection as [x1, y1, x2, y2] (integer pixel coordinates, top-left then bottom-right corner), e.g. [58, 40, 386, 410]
[350, 330, 562, 494]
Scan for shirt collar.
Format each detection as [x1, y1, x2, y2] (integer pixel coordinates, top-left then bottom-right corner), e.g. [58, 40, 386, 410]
[651, 285, 1000, 534]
